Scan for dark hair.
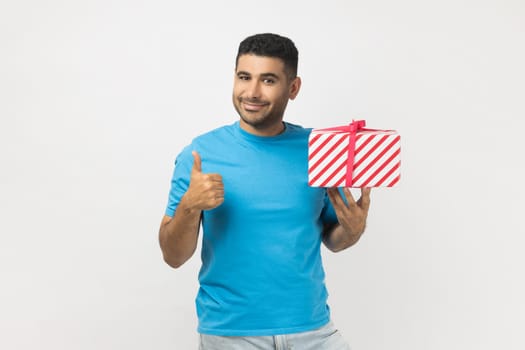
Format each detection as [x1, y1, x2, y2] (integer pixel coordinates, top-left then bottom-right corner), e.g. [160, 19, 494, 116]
[236, 33, 299, 79]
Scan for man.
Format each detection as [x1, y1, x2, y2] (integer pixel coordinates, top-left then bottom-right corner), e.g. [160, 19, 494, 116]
[159, 33, 371, 349]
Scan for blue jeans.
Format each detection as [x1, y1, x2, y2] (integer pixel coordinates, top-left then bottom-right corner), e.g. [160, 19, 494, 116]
[198, 321, 351, 350]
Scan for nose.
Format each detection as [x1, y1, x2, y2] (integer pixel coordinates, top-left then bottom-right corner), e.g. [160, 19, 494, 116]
[245, 80, 262, 99]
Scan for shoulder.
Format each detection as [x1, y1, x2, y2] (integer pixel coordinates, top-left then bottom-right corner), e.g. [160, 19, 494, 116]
[285, 121, 312, 132]
[191, 122, 236, 145]
[284, 122, 313, 140]
[175, 124, 232, 157]
[175, 122, 237, 164]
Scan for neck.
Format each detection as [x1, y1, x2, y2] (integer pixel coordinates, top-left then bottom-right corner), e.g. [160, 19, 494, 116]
[239, 120, 285, 137]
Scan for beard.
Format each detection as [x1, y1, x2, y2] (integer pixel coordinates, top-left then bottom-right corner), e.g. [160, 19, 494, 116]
[233, 95, 288, 130]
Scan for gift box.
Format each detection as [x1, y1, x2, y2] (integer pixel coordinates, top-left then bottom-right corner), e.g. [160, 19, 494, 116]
[308, 120, 401, 188]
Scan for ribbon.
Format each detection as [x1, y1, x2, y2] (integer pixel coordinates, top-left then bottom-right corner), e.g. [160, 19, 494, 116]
[314, 120, 367, 186]
[346, 120, 365, 186]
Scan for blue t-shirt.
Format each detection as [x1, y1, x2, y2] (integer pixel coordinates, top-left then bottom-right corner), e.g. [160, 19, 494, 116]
[165, 121, 339, 336]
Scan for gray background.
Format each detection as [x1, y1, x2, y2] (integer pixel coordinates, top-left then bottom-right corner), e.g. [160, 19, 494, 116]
[1, 0, 524, 349]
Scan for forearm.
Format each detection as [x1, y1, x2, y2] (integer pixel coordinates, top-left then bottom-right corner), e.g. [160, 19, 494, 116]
[159, 196, 202, 268]
[322, 223, 364, 252]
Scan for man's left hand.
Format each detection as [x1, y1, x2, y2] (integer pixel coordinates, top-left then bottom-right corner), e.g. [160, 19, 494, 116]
[327, 187, 371, 236]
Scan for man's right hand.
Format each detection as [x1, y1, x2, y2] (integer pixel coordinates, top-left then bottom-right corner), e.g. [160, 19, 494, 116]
[184, 151, 224, 211]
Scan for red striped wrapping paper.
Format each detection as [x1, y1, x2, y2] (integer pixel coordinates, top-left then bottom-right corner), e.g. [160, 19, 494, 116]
[308, 120, 401, 188]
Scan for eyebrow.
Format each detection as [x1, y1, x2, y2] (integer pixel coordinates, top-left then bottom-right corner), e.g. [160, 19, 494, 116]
[260, 73, 280, 80]
[236, 71, 280, 80]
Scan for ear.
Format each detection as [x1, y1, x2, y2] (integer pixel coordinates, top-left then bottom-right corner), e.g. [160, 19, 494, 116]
[289, 76, 302, 100]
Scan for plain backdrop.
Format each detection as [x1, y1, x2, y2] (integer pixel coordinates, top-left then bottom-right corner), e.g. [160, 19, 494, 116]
[1, 1, 524, 349]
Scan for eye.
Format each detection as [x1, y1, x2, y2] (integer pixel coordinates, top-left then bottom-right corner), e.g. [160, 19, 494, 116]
[263, 78, 275, 84]
[238, 74, 250, 81]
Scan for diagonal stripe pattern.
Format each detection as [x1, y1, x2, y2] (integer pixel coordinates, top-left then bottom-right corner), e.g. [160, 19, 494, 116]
[308, 129, 401, 187]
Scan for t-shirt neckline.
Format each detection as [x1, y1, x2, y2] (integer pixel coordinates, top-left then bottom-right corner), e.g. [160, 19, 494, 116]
[234, 121, 290, 143]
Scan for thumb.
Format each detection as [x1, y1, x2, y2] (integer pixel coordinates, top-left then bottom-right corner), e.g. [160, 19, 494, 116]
[191, 150, 202, 173]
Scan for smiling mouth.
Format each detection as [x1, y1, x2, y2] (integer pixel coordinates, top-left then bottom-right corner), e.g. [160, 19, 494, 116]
[241, 100, 268, 112]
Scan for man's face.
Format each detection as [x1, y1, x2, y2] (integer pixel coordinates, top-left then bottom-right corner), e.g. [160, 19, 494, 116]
[233, 54, 301, 136]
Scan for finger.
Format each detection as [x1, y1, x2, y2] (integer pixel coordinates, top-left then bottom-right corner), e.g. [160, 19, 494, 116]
[191, 150, 202, 173]
[213, 196, 225, 207]
[359, 187, 372, 211]
[327, 188, 345, 208]
[205, 173, 223, 183]
[342, 187, 357, 208]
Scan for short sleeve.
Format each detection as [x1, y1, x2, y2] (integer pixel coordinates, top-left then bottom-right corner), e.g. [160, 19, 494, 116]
[165, 144, 194, 217]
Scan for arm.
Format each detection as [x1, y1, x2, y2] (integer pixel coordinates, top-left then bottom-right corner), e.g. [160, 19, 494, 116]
[159, 199, 202, 269]
[322, 187, 371, 252]
[159, 151, 224, 268]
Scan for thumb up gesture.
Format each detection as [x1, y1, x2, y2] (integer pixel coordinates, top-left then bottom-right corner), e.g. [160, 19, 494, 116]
[185, 151, 225, 211]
